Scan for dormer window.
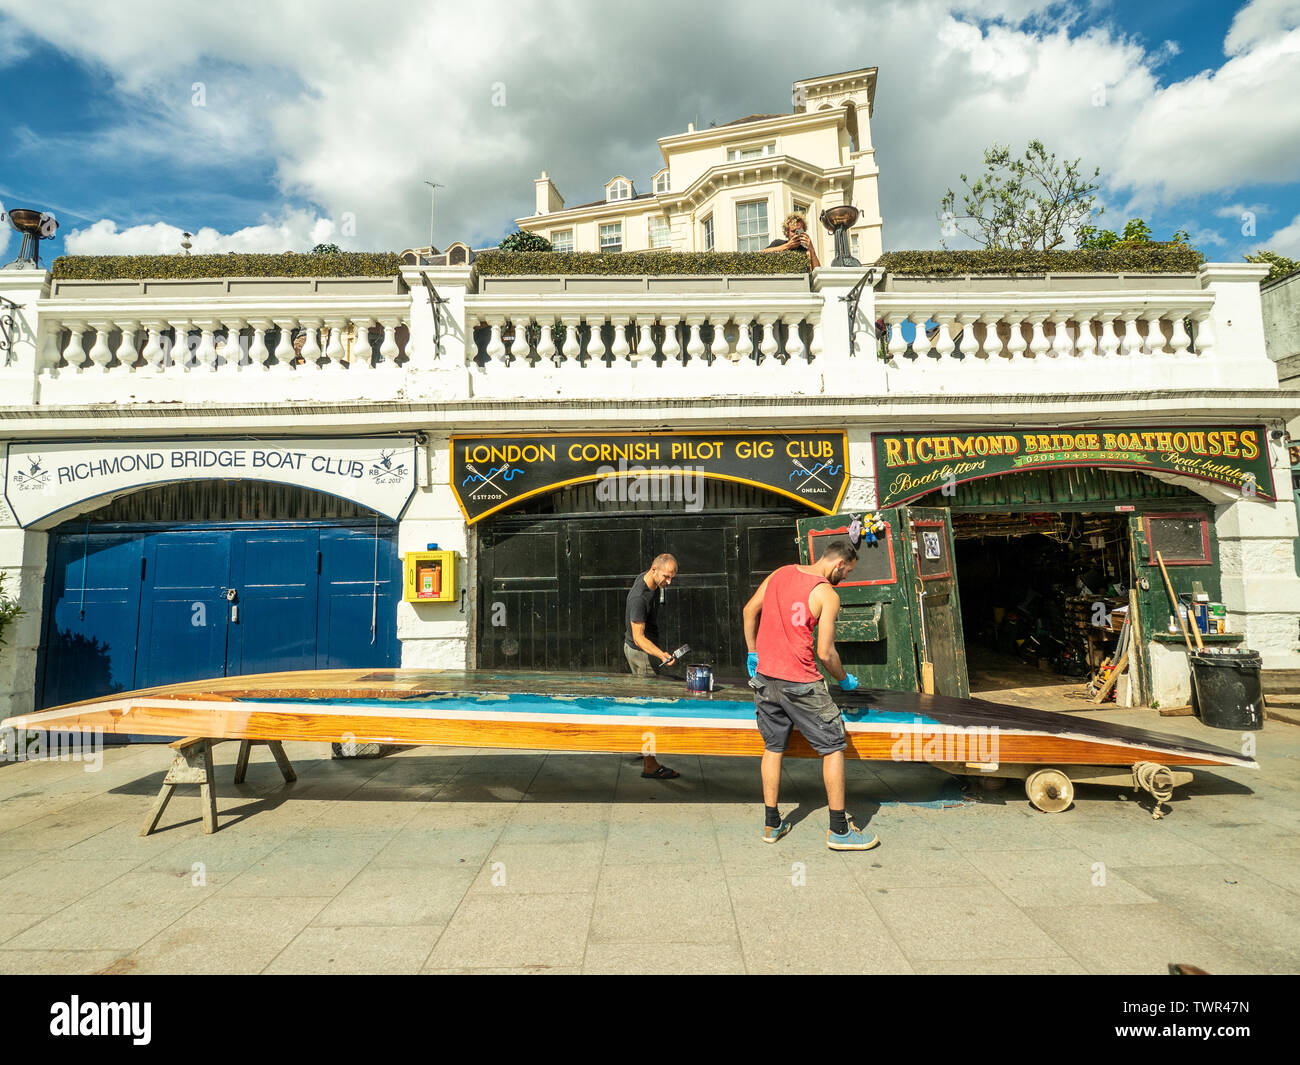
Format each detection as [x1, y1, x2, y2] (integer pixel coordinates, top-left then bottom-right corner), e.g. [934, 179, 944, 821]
[606, 178, 632, 202]
[654, 170, 670, 194]
[727, 142, 776, 162]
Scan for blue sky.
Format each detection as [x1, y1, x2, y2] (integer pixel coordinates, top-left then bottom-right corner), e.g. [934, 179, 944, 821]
[1, 0, 1298, 263]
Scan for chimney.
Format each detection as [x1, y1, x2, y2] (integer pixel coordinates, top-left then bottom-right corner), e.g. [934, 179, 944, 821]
[535, 171, 565, 215]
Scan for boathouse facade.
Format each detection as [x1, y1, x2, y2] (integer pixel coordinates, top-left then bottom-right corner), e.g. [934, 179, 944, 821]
[2, 67, 1299, 721]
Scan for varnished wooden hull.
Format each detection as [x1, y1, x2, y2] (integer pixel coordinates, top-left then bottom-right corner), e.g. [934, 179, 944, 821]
[2, 669, 1257, 771]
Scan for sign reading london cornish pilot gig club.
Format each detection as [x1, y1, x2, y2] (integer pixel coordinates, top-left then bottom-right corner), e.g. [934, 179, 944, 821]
[873, 426, 1275, 509]
[452, 431, 848, 523]
[4, 437, 417, 526]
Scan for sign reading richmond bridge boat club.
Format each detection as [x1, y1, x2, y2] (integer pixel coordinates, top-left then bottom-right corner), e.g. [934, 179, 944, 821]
[4, 438, 417, 526]
[451, 431, 849, 523]
[873, 426, 1276, 509]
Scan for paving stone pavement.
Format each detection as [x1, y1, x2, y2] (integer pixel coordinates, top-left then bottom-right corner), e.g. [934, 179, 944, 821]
[1, 710, 1296, 975]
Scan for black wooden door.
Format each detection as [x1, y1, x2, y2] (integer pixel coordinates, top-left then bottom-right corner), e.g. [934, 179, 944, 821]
[478, 512, 799, 673]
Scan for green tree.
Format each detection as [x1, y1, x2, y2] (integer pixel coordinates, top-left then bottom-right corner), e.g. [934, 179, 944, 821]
[498, 231, 552, 253]
[1245, 250, 1300, 283]
[312, 243, 342, 254]
[940, 140, 1102, 252]
[1077, 217, 1190, 249]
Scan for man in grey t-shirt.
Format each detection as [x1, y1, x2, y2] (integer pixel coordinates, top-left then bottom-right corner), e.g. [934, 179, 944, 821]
[624, 553, 680, 779]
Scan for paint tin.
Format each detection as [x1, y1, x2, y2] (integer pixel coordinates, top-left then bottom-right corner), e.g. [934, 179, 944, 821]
[1193, 603, 1209, 635]
[686, 665, 714, 695]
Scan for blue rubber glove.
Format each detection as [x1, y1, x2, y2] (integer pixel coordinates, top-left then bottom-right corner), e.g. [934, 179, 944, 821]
[839, 673, 860, 692]
[747, 652, 758, 678]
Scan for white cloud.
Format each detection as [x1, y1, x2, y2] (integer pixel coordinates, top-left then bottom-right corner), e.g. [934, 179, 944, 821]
[1260, 211, 1300, 256]
[1214, 203, 1270, 218]
[1181, 225, 1228, 248]
[0, 0, 1298, 257]
[1111, 25, 1300, 201]
[1225, 0, 1300, 54]
[64, 209, 336, 255]
[0, 16, 29, 66]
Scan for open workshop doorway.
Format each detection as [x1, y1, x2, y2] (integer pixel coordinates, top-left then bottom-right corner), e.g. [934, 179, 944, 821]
[915, 468, 1207, 710]
[952, 512, 1132, 707]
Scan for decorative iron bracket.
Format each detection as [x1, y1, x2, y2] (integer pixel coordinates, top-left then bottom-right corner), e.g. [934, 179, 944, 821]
[839, 268, 878, 356]
[419, 271, 448, 355]
[0, 296, 17, 363]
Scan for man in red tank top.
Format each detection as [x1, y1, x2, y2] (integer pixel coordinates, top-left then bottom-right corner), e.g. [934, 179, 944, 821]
[741, 540, 879, 850]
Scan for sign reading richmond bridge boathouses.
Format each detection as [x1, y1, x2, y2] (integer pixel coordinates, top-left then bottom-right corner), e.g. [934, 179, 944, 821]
[451, 431, 848, 523]
[873, 426, 1275, 508]
[4, 438, 417, 526]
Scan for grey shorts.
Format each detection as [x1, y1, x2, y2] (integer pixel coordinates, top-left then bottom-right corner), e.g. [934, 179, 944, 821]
[750, 672, 847, 755]
[624, 643, 655, 678]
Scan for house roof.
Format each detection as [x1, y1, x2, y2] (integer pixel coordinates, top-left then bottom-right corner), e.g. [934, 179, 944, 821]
[718, 113, 782, 128]
[564, 191, 657, 212]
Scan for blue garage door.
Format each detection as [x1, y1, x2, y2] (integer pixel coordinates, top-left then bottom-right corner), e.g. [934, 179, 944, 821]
[39, 522, 400, 710]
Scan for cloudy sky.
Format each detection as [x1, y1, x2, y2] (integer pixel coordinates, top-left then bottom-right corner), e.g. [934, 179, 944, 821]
[1, 0, 1299, 262]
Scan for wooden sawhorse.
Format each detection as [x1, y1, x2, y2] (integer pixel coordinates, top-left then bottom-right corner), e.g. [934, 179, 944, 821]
[139, 737, 297, 836]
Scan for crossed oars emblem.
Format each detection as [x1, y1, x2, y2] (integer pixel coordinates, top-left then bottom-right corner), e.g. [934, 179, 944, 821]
[792, 457, 833, 492]
[466, 462, 512, 497]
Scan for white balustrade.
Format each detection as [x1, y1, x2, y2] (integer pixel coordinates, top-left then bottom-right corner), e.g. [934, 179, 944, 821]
[380, 320, 402, 363]
[1119, 313, 1142, 357]
[1168, 315, 1191, 356]
[981, 315, 1004, 360]
[247, 322, 270, 368]
[784, 316, 806, 360]
[611, 317, 631, 362]
[114, 322, 139, 368]
[1049, 314, 1073, 359]
[634, 318, 655, 363]
[24, 265, 1248, 404]
[299, 322, 322, 364]
[1027, 315, 1050, 358]
[1006, 318, 1028, 360]
[272, 320, 296, 369]
[141, 322, 166, 371]
[588, 316, 609, 361]
[88, 323, 113, 370]
[1076, 316, 1098, 360]
[1191, 310, 1214, 357]
[685, 318, 706, 361]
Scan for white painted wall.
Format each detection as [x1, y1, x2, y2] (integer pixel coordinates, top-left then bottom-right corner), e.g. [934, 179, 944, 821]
[396, 435, 472, 670]
[0, 481, 49, 721]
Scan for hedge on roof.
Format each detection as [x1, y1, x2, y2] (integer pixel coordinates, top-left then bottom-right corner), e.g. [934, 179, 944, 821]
[878, 244, 1204, 276]
[50, 251, 405, 281]
[473, 250, 811, 275]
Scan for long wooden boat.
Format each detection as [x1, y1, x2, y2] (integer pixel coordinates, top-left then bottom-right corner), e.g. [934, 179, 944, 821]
[3, 667, 1256, 771]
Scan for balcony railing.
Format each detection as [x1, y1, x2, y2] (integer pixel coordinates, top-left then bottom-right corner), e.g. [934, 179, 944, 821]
[22, 275, 414, 405]
[0, 262, 1275, 406]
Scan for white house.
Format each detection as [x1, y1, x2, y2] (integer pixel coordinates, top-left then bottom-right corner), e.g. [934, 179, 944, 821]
[518, 69, 881, 264]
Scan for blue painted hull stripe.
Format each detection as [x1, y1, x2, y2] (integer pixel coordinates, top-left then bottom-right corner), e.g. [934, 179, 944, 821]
[244, 693, 942, 727]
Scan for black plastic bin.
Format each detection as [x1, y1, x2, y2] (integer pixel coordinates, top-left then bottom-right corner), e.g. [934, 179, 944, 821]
[1190, 648, 1264, 731]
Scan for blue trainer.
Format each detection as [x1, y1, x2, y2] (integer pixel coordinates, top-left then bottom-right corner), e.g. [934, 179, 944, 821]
[763, 819, 792, 844]
[827, 822, 879, 851]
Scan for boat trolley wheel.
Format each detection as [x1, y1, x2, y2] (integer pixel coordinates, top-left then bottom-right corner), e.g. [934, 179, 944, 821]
[1025, 768, 1074, 813]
